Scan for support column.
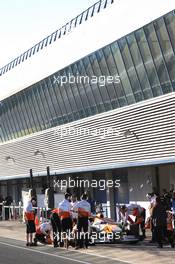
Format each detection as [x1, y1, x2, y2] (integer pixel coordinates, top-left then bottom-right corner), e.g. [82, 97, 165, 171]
[105, 170, 116, 220]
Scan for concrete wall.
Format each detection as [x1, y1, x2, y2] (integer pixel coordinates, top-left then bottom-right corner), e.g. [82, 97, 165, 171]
[128, 166, 156, 202]
[159, 164, 175, 191]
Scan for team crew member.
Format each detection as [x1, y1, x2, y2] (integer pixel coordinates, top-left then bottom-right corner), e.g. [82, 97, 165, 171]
[119, 204, 146, 238]
[24, 197, 36, 246]
[166, 210, 174, 248]
[50, 208, 62, 247]
[34, 221, 52, 245]
[58, 193, 72, 248]
[75, 193, 91, 249]
[146, 193, 157, 243]
[152, 197, 167, 248]
[133, 206, 146, 239]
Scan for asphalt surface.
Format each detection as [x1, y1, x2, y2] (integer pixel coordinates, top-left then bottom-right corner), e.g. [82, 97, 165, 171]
[1, 222, 175, 264]
[0, 237, 128, 264]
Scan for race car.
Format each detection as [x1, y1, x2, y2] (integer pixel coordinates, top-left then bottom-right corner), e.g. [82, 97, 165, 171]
[90, 213, 139, 244]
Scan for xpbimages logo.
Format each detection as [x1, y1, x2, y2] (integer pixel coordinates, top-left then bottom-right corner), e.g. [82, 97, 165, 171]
[53, 73, 120, 87]
[54, 230, 121, 244]
[53, 177, 120, 191]
[54, 126, 122, 139]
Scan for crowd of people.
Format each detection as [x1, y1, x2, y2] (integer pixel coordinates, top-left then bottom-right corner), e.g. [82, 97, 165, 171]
[146, 188, 175, 248]
[118, 190, 175, 248]
[3, 187, 175, 250]
[0, 195, 13, 220]
[24, 193, 91, 249]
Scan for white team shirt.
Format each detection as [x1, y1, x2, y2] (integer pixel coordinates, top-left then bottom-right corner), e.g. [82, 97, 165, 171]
[58, 199, 71, 212]
[24, 201, 33, 212]
[40, 222, 52, 235]
[76, 200, 91, 216]
[71, 201, 78, 219]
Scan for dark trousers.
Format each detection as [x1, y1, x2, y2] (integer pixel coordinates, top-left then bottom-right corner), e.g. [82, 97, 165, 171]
[76, 217, 89, 248]
[155, 226, 164, 246]
[61, 217, 72, 232]
[51, 212, 61, 246]
[151, 220, 156, 242]
[167, 230, 174, 246]
[141, 209, 146, 236]
[61, 217, 72, 246]
[155, 226, 174, 247]
[5, 208, 10, 220]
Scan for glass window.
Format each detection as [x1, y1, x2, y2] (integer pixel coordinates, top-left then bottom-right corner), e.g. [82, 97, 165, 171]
[34, 86, 49, 129]
[102, 46, 121, 108]
[0, 113, 6, 142]
[64, 67, 81, 113]
[27, 88, 43, 132]
[1, 107, 11, 140]
[49, 76, 64, 124]
[3, 98, 17, 138]
[145, 23, 172, 94]
[165, 54, 175, 90]
[76, 60, 93, 116]
[135, 28, 162, 97]
[43, 79, 58, 123]
[81, 57, 99, 113]
[108, 44, 128, 107]
[155, 18, 173, 56]
[38, 81, 53, 128]
[57, 69, 76, 121]
[119, 37, 144, 102]
[90, 51, 112, 111]
[111, 41, 135, 105]
[70, 64, 87, 118]
[29, 86, 44, 131]
[4, 101, 16, 139]
[53, 76, 69, 122]
[8, 99, 22, 138]
[19, 92, 34, 134]
[0, 103, 7, 141]
[156, 17, 175, 87]
[7, 99, 20, 138]
[73, 62, 90, 111]
[47, 77, 64, 125]
[165, 11, 175, 51]
[24, 90, 38, 133]
[16, 95, 30, 136]
[118, 38, 133, 71]
[127, 33, 153, 99]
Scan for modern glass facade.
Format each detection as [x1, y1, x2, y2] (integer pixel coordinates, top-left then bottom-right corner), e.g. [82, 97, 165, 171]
[0, 10, 175, 143]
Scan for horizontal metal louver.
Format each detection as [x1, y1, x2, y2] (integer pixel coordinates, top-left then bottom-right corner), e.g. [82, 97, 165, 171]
[0, 93, 175, 180]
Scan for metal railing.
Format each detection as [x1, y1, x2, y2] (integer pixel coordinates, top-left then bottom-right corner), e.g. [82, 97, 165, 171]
[0, 203, 51, 223]
[0, 203, 118, 222]
[0, 0, 114, 77]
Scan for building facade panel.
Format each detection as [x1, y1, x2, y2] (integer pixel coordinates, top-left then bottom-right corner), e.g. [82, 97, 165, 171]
[0, 93, 175, 179]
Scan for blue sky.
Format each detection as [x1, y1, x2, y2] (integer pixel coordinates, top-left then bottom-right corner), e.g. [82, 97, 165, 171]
[0, 0, 97, 67]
